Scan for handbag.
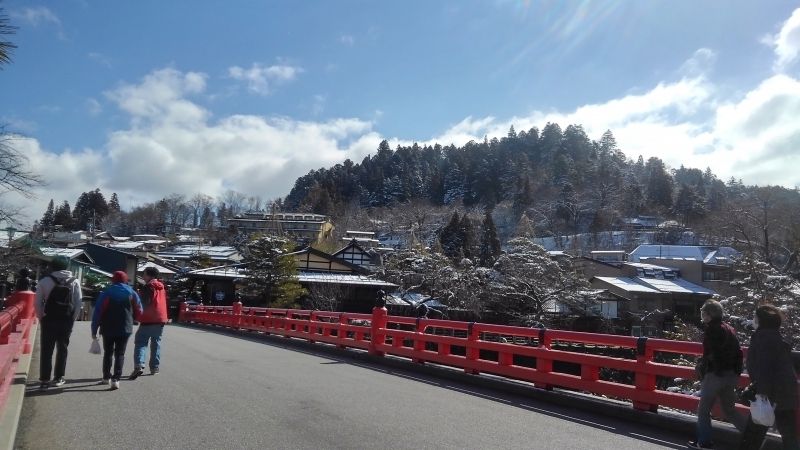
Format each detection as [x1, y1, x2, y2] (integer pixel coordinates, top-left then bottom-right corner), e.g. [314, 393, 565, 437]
[751, 394, 776, 427]
[89, 337, 102, 355]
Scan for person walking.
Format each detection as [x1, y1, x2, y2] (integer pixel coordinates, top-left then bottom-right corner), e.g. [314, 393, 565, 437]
[91, 271, 142, 390]
[34, 256, 83, 389]
[738, 304, 799, 450]
[689, 299, 748, 449]
[129, 266, 168, 380]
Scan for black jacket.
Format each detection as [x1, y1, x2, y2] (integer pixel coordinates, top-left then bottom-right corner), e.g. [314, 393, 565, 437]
[702, 319, 741, 375]
[747, 328, 798, 410]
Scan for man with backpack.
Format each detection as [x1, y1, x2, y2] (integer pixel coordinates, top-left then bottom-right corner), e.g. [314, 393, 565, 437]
[34, 256, 83, 389]
[688, 299, 748, 449]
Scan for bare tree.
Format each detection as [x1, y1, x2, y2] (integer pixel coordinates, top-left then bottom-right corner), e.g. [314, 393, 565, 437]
[305, 283, 346, 311]
[220, 190, 248, 217]
[0, 5, 15, 67]
[188, 193, 214, 228]
[0, 131, 43, 224]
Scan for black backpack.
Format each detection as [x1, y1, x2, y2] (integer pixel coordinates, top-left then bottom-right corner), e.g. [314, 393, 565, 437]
[44, 275, 75, 320]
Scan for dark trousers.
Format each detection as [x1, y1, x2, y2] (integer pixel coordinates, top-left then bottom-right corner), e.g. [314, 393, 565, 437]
[39, 320, 73, 382]
[102, 334, 130, 381]
[739, 410, 799, 450]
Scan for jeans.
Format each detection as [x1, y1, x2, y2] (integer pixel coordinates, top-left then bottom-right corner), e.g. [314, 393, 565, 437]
[134, 324, 164, 370]
[739, 410, 800, 450]
[39, 320, 73, 382]
[102, 334, 130, 381]
[697, 371, 747, 444]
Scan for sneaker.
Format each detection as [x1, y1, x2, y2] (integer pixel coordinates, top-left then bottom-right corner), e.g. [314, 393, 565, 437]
[39, 381, 49, 389]
[687, 441, 714, 449]
[150, 368, 159, 375]
[110, 380, 120, 390]
[98, 378, 111, 385]
[52, 378, 66, 387]
[129, 367, 144, 380]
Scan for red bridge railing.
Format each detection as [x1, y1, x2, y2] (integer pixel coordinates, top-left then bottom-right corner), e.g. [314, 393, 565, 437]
[0, 291, 36, 414]
[180, 303, 798, 421]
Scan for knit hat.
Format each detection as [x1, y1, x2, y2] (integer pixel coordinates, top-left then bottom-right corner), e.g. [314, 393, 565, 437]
[111, 271, 128, 284]
[50, 256, 70, 271]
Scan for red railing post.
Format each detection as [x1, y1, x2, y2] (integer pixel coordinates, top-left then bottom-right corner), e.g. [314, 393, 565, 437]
[412, 318, 426, 364]
[535, 328, 553, 390]
[369, 306, 388, 356]
[337, 313, 347, 348]
[11, 291, 36, 354]
[633, 337, 658, 412]
[465, 323, 479, 375]
[232, 301, 242, 329]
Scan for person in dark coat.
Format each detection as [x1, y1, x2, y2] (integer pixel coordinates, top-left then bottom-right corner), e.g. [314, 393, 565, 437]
[91, 271, 142, 390]
[738, 304, 799, 450]
[690, 300, 747, 449]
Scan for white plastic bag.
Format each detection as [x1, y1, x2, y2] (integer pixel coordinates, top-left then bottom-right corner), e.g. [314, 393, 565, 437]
[751, 394, 776, 427]
[89, 338, 102, 355]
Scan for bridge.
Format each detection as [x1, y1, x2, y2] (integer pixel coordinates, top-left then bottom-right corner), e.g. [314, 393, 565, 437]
[0, 292, 790, 449]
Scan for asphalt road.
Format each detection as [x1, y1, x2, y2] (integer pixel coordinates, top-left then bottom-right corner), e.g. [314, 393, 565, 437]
[15, 322, 692, 450]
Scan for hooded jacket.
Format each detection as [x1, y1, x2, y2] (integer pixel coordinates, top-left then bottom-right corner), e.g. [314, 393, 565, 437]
[137, 278, 168, 325]
[34, 270, 83, 322]
[747, 328, 798, 410]
[91, 282, 143, 337]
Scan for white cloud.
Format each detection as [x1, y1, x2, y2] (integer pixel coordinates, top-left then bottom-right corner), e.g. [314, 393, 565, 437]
[86, 98, 102, 116]
[228, 63, 303, 95]
[340, 35, 355, 46]
[768, 7, 800, 71]
[11, 6, 66, 40]
[88, 52, 112, 68]
[2, 68, 380, 226]
[415, 55, 800, 187]
[11, 6, 61, 26]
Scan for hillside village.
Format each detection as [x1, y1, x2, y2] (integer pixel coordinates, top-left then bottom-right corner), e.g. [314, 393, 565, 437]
[2, 202, 791, 343]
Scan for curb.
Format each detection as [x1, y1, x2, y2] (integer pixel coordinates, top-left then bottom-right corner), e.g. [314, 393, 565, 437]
[178, 323, 784, 449]
[0, 321, 38, 450]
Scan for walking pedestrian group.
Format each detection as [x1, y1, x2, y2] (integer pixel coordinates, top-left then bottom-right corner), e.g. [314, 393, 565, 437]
[34, 259, 168, 391]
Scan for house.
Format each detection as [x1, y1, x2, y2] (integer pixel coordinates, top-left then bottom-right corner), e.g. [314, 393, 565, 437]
[36, 247, 95, 281]
[333, 239, 382, 271]
[226, 211, 334, 243]
[76, 242, 139, 285]
[627, 245, 740, 288]
[181, 246, 397, 312]
[154, 245, 242, 267]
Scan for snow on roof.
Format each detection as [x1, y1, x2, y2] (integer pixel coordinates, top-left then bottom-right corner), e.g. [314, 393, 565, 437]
[110, 242, 146, 250]
[156, 245, 240, 259]
[188, 265, 247, 278]
[297, 271, 397, 287]
[137, 260, 176, 275]
[40, 247, 86, 259]
[141, 239, 168, 245]
[630, 245, 709, 261]
[88, 266, 113, 277]
[594, 277, 660, 293]
[345, 231, 375, 236]
[635, 277, 715, 295]
[625, 262, 678, 271]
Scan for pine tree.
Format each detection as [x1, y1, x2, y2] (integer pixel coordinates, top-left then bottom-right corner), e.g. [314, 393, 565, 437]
[53, 201, 74, 230]
[109, 193, 121, 212]
[241, 236, 306, 307]
[459, 214, 478, 260]
[479, 210, 501, 267]
[41, 199, 55, 232]
[439, 212, 463, 259]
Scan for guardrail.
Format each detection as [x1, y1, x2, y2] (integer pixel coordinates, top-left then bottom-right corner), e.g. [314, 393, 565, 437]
[0, 291, 36, 414]
[179, 302, 799, 423]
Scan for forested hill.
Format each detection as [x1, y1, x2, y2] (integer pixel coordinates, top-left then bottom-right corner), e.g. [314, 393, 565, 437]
[285, 123, 730, 234]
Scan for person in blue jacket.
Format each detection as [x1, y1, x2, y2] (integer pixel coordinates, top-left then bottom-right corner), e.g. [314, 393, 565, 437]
[91, 271, 142, 390]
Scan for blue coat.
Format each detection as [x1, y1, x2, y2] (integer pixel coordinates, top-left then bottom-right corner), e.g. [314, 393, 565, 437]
[91, 283, 143, 337]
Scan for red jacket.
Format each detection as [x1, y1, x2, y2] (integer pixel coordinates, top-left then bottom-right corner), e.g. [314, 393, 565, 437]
[138, 279, 168, 325]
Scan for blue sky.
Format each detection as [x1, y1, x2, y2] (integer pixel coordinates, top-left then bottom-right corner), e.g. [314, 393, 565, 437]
[2, 1, 800, 223]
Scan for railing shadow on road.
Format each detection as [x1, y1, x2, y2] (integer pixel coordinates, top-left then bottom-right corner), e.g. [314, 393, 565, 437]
[23, 379, 114, 396]
[175, 323, 688, 450]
